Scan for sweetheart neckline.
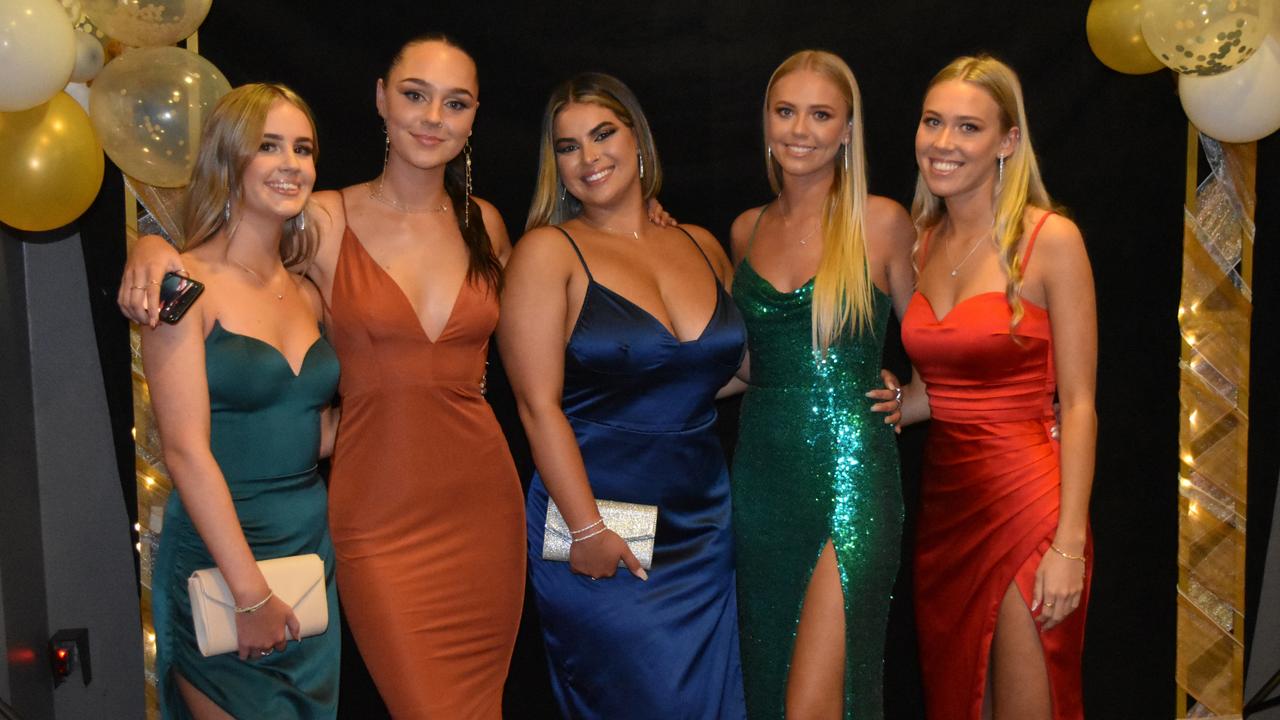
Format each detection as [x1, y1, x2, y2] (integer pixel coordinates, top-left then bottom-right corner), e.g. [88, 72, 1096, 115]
[208, 320, 326, 379]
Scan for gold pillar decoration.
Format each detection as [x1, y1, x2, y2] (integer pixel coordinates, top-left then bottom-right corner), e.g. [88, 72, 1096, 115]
[131, 34, 200, 720]
[1176, 128, 1256, 718]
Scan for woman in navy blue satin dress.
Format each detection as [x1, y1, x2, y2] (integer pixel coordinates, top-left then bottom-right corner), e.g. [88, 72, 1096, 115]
[498, 73, 748, 719]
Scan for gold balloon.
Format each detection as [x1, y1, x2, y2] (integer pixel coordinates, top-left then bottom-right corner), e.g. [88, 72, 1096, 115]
[1087, 0, 1165, 74]
[0, 91, 105, 231]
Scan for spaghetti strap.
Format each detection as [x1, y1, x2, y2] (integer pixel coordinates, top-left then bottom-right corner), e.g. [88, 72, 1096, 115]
[676, 226, 719, 278]
[553, 226, 594, 282]
[1020, 211, 1055, 275]
[744, 205, 769, 259]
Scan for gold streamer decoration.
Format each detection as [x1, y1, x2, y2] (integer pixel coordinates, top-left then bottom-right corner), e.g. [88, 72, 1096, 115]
[131, 32, 199, 720]
[1176, 129, 1255, 718]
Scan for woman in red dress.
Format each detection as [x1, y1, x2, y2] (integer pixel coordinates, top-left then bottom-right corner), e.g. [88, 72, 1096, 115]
[890, 55, 1096, 719]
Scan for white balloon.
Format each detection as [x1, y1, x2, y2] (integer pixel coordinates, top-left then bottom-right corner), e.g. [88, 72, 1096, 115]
[64, 81, 91, 113]
[69, 29, 105, 83]
[0, 0, 77, 112]
[1180, 34, 1280, 143]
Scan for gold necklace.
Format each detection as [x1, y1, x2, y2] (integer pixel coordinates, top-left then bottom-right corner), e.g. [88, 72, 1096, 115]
[230, 258, 286, 300]
[367, 179, 450, 214]
[776, 199, 820, 245]
[580, 216, 641, 240]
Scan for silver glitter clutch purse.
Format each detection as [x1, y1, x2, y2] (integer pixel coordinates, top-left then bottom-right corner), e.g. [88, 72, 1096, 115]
[542, 498, 658, 570]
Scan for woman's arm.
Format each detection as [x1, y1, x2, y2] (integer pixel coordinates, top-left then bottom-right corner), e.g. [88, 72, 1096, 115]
[142, 292, 299, 658]
[497, 229, 645, 580]
[1031, 213, 1097, 630]
[865, 196, 930, 429]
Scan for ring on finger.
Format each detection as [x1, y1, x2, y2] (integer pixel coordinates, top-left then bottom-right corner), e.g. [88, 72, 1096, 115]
[131, 285, 146, 290]
[893, 386, 903, 408]
[1044, 601, 1055, 609]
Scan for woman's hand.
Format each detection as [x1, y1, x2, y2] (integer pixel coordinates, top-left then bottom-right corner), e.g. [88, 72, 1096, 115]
[1032, 546, 1086, 631]
[569, 529, 648, 581]
[234, 594, 301, 661]
[646, 197, 677, 227]
[118, 234, 186, 327]
[865, 369, 904, 431]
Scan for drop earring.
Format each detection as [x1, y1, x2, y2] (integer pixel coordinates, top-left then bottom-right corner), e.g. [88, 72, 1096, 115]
[998, 154, 1005, 184]
[382, 126, 390, 173]
[223, 199, 231, 223]
[463, 140, 473, 228]
[637, 150, 645, 181]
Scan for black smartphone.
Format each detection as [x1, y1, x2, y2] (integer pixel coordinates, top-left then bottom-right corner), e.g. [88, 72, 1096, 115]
[158, 272, 204, 324]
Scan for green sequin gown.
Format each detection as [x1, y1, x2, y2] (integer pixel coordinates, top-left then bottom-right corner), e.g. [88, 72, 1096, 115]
[730, 257, 903, 719]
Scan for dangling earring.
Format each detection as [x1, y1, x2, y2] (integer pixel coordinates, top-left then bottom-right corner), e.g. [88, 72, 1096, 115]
[223, 199, 231, 223]
[559, 183, 566, 205]
[463, 139, 473, 228]
[767, 146, 773, 163]
[637, 150, 645, 181]
[998, 154, 1005, 184]
[382, 126, 390, 174]
[842, 143, 851, 174]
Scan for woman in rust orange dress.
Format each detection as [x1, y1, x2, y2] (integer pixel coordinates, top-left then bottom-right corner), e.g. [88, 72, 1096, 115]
[890, 55, 1096, 719]
[119, 35, 525, 719]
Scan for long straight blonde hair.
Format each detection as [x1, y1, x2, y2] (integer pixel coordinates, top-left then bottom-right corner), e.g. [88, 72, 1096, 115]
[526, 72, 663, 231]
[910, 55, 1053, 331]
[182, 83, 319, 269]
[765, 50, 874, 351]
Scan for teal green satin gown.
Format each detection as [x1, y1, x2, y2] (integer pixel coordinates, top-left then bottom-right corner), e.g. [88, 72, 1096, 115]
[151, 321, 340, 719]
[731, 236, 903, 718]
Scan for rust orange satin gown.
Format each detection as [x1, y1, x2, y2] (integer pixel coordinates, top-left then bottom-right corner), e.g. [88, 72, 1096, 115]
[327, 218, 526, 719]
[901, 213, 1091, 720]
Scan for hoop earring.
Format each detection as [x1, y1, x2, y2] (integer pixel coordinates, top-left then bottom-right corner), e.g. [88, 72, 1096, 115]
[998, 154, 1005, 184]
[637, 150, 645, 181]
[463, 140, 473, 228]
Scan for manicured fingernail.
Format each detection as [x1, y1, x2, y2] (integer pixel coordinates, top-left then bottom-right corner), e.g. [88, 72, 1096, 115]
[636, 568, 648, 581]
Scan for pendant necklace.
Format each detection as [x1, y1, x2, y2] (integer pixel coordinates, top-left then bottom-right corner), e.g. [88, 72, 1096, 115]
[777, 198, 820, 245]
[367, 179, 450, 214]
[946, 227, 992, 277]
[231, 258, 286, 300]
[581, 216, 641, 240]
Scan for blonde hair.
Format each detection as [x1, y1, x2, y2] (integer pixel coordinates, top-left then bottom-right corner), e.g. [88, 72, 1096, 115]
[182, 83, 320, 269]
[526, 73, 662, 230]
[910, 55, 1053, 331]
[764, 50, 874, 351]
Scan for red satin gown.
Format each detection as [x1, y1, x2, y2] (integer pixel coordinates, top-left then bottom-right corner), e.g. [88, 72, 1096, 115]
[901, 212, 1091, 720]
[326, 193, 526, 719]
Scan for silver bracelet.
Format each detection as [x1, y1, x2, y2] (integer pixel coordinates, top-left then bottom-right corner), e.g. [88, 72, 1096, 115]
[569, 517, 605, 536]
[235, 590, 274, 614]
[573, 526, 608, 543]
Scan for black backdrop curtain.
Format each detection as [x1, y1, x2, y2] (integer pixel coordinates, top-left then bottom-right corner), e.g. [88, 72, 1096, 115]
[75, 1, 1280, 717]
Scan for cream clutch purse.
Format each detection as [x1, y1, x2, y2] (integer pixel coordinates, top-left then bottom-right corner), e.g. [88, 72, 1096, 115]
[187, 554, 329, 657]
[542, 498, 658, 570]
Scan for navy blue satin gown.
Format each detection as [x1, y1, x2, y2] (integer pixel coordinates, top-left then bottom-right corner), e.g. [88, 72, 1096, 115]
[526, 227, 749, 719]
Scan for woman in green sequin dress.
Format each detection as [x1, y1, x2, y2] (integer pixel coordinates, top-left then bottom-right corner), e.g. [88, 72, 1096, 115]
[728, 51, 916, 719]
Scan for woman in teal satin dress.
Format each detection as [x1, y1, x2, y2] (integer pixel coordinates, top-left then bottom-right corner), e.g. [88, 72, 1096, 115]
[143, 83, 340, 719]
[728, 51, 916, 718]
